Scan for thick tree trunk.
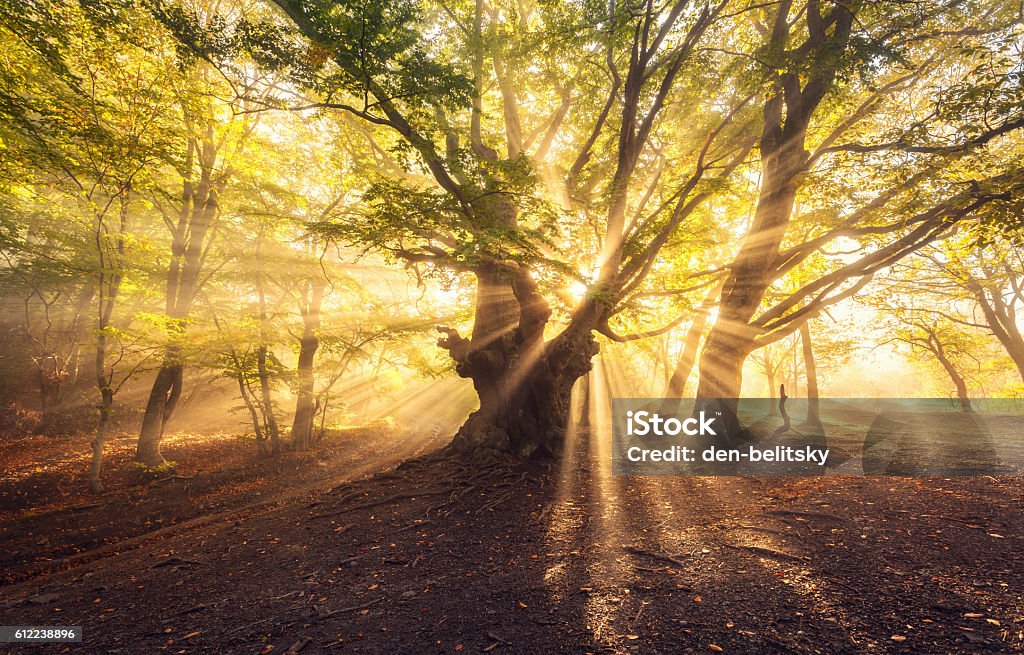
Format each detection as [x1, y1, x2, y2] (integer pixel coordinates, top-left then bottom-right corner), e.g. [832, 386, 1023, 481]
[291, 278, 325, 451]
[441, 267, 597, 459]
[694, 332, 750, 400]
[290, 339, 318, 450]
[693, 132, 803, 404]
[694, 2, 855, 438]
[692, 334, 750, 446]
[799, 322, 822, 430]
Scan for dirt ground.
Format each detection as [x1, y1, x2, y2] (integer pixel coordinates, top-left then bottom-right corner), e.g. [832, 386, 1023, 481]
[0, 423, 446, 585]
[1, 428, 1022, 655]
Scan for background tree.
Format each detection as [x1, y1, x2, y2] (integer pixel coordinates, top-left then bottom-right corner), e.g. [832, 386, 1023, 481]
[693, 0, 1024, 437]
[135, 41, 284, 466]
[0, 0, 181, 489]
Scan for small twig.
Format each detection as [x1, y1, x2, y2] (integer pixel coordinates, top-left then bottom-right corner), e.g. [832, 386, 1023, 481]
[152, 556, 206, 569]
[483, 631, 509, 650]
[225, 616, 274, 636]
[761, 509, 845, 523]
[315, 596, 384, 619]
[395, 519, 433, 534]
[734, 524, 793, 537]
[622, 546, 688, 569]
[160, 603, 210, 623]
[285, 636, 312, 654]
[67, 502, 105, 512]
[931, 515, 985, 527]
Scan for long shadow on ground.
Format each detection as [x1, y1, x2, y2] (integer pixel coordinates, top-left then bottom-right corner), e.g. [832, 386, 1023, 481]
[1, 430, 1022, 654]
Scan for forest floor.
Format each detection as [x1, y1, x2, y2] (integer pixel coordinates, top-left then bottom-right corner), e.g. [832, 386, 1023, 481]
[1, 431, 1023, 654]
[0, 422, 447, 585]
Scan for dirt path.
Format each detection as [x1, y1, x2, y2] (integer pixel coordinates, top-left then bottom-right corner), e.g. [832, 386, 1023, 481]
[1, 431, 1023, 654]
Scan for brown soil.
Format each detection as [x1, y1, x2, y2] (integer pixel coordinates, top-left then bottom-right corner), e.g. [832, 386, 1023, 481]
[1, 432, 1023, 654]
[0, 423, 444, 585]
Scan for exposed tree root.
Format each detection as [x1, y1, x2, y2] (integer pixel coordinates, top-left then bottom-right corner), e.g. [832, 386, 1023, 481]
[723, 543, 809, 563]
[312, 488, 455, 519]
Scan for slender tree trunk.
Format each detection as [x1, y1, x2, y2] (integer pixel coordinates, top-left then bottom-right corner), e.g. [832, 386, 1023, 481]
[90, 386, 113, 493]
[799, 322, 822, 430]
[578, 372, 591, 428]
[255, 260, 280, 451]
[970, 283, 1024, 382]
[239, 376, 267, 454]
[90, 331, 113, 493]
[656, 288, 720, 416]
[937, 355, 973, 413]
[91, 195, 129, 490]
[136, 357, 182, 466]
[36, 362, 61, 434]
[291, 278, 325, 451]
[257, 344, 280, 452]
[664, 316, 707, 397]
[790, 336, 800, 398]
[765, 351, 777, 416]
[136, 136, 220, 466]
[928, 336, 974, 413]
